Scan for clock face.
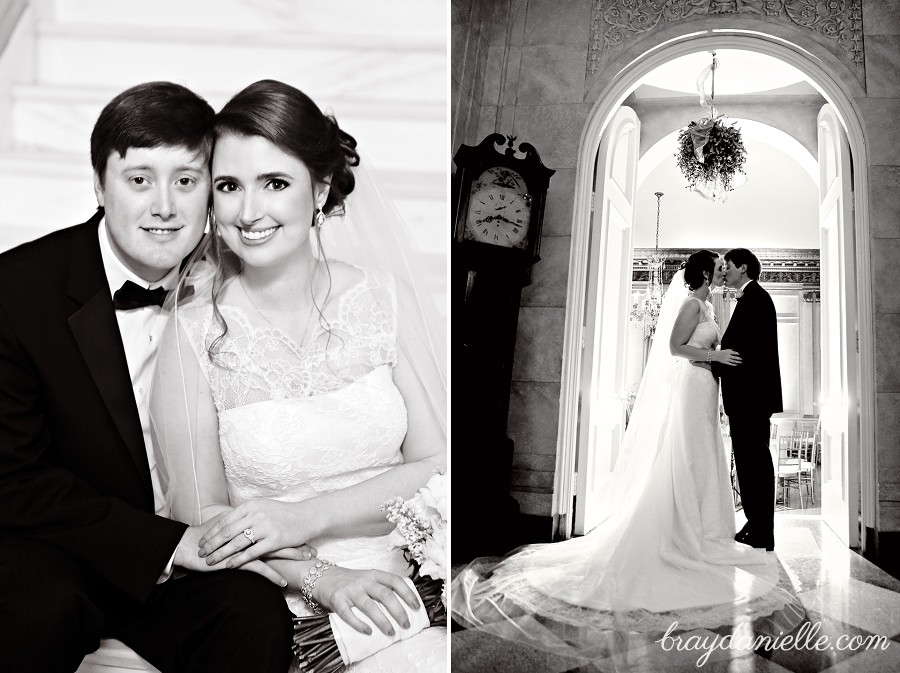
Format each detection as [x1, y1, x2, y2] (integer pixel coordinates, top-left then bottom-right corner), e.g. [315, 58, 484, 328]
[465, 186, 531, 248]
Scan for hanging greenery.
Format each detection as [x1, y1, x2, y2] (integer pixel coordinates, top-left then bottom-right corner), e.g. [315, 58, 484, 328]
[675, 118, 747, 195]
[674, 52, 748, 202]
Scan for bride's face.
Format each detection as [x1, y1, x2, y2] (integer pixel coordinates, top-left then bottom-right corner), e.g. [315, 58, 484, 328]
[212, 133, 328, 269]
[711, 257, 726, 287]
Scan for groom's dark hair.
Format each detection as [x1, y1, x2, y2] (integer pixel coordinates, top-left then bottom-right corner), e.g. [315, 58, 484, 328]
[725, 248, 761, 280]
[90, 82, 215, 187]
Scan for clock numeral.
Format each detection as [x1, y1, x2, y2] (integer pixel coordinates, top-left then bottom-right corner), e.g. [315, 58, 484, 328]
[494, 234, 499, 241]
[488, 194, 494, 200]
[516, 219, 523, 224]
[513, 228, 519, 234]
[482, 228, 489, 235]
[499, 194, 505, 200]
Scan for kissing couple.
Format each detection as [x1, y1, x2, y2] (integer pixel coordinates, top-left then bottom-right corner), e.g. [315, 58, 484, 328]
[453, 249, 801, 661]
[0, 80, 446, 672]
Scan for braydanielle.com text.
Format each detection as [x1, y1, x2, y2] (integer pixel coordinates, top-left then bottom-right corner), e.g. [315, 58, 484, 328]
[656, 620, 891, 667]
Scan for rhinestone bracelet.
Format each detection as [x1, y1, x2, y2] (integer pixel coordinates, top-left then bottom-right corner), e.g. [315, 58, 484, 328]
[300, 559, 336, 614]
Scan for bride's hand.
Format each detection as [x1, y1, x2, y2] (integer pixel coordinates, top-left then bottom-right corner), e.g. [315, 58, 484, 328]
[311, 566, 421, 637]
[197, 499, 317, 567]
[714, 349, 742, 366]
[174, 523, 289, 587]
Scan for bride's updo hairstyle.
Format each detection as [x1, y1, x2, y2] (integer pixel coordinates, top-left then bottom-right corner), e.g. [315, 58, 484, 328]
[682, 249, 719, 291]
[213, 79, 360, 218]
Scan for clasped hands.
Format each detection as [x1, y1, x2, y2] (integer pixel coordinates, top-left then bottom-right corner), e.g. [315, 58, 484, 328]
[175, 499, 420, 637]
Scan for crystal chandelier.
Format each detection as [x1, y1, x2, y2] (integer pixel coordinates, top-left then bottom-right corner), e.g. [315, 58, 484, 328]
[630, 192, 665, 339]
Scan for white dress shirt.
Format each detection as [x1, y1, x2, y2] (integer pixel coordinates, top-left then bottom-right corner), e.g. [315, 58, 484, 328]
[98, 221, 178, 580]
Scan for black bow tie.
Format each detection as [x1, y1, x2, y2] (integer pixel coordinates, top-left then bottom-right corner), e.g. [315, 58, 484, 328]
[113, 280, 169, 310]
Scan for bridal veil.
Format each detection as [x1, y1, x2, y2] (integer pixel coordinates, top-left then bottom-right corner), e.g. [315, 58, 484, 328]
[148, 160, 446, 526]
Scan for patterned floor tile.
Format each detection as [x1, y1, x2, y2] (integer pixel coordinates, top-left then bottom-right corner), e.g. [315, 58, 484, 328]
[798, 577, 900, 638]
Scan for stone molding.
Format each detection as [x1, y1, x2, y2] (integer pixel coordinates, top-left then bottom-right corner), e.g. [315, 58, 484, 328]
[632, 247, 820, 285]
[589, 0, 865, 74]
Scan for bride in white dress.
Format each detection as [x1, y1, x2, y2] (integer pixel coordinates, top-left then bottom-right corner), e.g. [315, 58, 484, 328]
[452, 250, 804, 661]
[151, 80, 446, 672]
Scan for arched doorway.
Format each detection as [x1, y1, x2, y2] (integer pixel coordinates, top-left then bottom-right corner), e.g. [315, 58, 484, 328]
[554, 31, 874, 551]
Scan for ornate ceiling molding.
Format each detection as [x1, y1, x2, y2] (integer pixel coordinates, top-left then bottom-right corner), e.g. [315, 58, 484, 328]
[632, 248, 820, 286]
[589, 0, 864, 74]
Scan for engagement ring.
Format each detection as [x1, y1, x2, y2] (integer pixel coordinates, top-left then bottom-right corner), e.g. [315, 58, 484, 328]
[243, 528, 256, 545]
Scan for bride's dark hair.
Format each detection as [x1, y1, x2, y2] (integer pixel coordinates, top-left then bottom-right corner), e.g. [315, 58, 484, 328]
[682, 249, 719, 291]
[200, 79, 360, 362]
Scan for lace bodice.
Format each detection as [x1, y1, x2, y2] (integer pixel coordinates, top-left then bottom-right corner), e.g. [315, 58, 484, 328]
[177, 267, 446, 672]
[686, 296, 720, 350]
[178, 267, 407, 503]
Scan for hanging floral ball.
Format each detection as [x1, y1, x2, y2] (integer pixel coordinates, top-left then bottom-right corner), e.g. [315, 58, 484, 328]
[675, 118, 748, 194]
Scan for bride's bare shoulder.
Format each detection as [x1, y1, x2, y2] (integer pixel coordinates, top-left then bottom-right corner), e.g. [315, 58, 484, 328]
[325, 260, 368, 296]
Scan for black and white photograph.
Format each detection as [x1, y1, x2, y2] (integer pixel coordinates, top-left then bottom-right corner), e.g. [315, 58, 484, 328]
[452, 1, 900, 672]
[0, 1, 447, 671]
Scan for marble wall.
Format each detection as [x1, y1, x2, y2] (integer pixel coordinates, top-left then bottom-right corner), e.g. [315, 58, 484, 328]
[453, 0, 900, 535]
[863, 1, 900, 535]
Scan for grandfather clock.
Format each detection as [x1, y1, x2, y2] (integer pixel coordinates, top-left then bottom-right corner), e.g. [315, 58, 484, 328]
[452, 134, 554, 560]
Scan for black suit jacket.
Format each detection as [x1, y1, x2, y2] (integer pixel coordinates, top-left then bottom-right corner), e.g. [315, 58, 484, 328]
[714, 280, 783, 418]
[0, 212, 186, 602]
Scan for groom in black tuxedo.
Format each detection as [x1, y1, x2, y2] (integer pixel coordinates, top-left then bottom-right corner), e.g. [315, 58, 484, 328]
[0, 83, 293, 672]
[714, 248, 782, 552]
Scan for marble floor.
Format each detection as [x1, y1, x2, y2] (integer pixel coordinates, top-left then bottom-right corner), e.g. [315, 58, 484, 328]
[452, 512, 900, 672]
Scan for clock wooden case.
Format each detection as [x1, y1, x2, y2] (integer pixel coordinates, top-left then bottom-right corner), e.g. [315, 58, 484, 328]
[453, 134, 553, 273]
[452, 134, 554, 561]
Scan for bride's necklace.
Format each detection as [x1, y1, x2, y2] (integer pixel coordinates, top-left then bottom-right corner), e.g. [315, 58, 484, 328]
[238, 275, 319, 355]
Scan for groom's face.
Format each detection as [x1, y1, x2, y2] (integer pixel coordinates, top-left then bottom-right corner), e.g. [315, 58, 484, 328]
[94, 145, 210, 283]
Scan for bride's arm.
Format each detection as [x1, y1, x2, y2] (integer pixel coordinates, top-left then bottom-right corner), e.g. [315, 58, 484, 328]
[198, 280, 446, 567]
[669, 300, 740, 366]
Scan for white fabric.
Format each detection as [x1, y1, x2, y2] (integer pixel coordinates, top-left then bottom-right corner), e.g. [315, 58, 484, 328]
[330, 577, 430, 666]
[155, 268, 445, 673]
[149, 161, 447, 671]
[451, 270, 804, 662]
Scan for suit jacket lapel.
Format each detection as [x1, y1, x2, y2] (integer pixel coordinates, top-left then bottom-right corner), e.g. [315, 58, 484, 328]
[65, 216, 153, 499]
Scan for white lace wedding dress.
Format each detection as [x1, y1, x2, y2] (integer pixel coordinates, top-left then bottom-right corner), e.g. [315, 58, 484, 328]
[452, 294, 803, 660]
[177, 267, 446, 673]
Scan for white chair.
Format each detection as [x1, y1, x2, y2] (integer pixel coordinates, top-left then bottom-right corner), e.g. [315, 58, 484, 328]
[775, 431, 816, 509]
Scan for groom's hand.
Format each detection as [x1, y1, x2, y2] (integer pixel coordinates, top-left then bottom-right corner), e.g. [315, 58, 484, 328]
[174, 524, 288, 587]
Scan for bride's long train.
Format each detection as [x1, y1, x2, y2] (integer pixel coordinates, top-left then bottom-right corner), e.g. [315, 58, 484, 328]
[452, 272, 807, 665]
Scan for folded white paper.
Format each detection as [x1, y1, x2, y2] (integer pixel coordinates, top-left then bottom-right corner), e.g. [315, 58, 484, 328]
[329, 577, 431, 665]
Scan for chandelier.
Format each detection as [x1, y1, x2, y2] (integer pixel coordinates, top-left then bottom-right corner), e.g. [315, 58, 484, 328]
[630, 192, 665, 339]
[675, 52, 747, 202]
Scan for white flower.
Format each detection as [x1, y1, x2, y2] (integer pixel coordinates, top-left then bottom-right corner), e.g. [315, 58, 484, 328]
[419, 526, 447, 581]
[418, 473, 448, 521]
[383, 472, 447, 595]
